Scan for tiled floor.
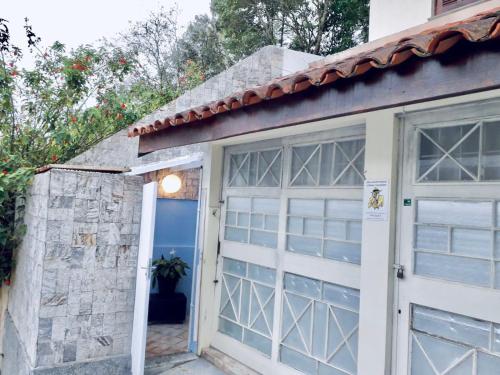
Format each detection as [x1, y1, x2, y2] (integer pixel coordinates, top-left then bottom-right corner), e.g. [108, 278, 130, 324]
[160, 358, 227, 375]
[146, 322, 189, 358]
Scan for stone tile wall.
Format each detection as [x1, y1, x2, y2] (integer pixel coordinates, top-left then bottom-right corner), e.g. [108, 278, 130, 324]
[4, 169, 143, 374]
[144, 168, 200, 200]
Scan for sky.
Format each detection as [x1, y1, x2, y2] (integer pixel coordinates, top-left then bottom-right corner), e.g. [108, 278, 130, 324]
[3, 0, 211, 65]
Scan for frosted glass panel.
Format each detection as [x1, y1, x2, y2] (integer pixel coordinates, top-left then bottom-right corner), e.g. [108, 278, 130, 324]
[253, 198, 280, 214]
[288, 235, 322, 257]
[326, 200, 363, 220]
[250, 230, 277, 248]
[243, 329, 272, 356]
[281, 273, 359, 375]
[247, 264, 276, 286]
[324, 241, 361, 264]
[417, 200, 492, 227]
[325, 220, 345, 239]
[219, 318, 242, 341]
[219, 258, 276, 357]
[284, 273, 321, 299]
[494, 324, 500, 353]
[281, 346, 317, 374]
[228, 196, 251, 211]
[322, 283, 360, 311]
[225, 196, 280, 248]
[414, 199, 499, 289]
[478, 352, 500, 375]
[413, 306, 491, 350]
[451, 228, 491, 257]
[411, 305, 500, 375]
[289, 199, 324, 217]
[223, 258, 246, 277]
[481, 121, 500, 181]
[287, 198, 363, 265]
[415, 226, 448, 252]
[225, 227, 248, 243]
[228, 149, 282, 187]
[495, 231, 500, 259]
[415, 252, 491, 287]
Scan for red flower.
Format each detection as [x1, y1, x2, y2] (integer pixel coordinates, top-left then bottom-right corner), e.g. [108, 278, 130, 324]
[2, 170, 8, 175]
[71, 63, 87, 72]
[4, 279, 11, 286]
[119, 57, 127, 65]
[51, 155, 58, 162]
[120, 103, 126, 109]
[70, 116, 77, 124]
[10, 70, 18, 77]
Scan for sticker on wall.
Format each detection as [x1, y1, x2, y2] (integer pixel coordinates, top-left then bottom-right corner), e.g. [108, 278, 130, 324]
[363, 180, 389, 221]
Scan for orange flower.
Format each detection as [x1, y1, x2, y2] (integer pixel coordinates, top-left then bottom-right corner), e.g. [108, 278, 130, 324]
[70, 116, 77, 123]
[51, 155, 58, 162]
[116, 113, 124, 120]
[120, 103, 126, 109]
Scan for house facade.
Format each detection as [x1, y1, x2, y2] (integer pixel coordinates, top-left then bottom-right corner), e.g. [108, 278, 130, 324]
[2, 1, 500, 374]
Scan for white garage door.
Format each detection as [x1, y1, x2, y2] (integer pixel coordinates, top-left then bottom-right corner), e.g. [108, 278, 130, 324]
[394, 100, 500, 374]
[212, 126, 366, 375]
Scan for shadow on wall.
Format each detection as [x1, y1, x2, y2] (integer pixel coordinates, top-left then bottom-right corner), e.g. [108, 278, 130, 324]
[152, 198, 198, 306]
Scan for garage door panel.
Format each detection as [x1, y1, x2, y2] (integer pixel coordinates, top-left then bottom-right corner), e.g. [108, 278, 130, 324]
[217, 127, 365, 375]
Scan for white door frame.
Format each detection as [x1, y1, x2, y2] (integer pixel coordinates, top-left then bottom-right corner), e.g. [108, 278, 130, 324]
[130, 155, 204, 375]
[131, 182, 158, 375]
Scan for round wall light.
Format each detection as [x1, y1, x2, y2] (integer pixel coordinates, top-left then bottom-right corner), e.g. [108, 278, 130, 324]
[161, 174, 182, 194]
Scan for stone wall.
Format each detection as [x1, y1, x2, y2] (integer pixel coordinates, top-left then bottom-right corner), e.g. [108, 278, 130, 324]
[68, 46, 319, 169]
[4, 169, 143, 375]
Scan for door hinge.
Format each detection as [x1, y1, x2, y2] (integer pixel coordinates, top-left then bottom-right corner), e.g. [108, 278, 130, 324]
[217, 239, 221, 256]
[393, 264, 405, 279]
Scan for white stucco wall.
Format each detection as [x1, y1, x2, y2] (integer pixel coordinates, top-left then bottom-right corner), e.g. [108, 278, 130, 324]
[369, 0, 433, 41]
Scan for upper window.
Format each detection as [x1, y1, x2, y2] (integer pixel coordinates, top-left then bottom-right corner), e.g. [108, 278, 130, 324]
[228, 149, 282, 187]
[434, 0, 482, 15]
[290, 139, 365, 187]
[417, 121, 500, 182]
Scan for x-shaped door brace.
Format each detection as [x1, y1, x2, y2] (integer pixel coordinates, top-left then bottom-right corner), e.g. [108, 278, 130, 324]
[417, 122, 481, 182]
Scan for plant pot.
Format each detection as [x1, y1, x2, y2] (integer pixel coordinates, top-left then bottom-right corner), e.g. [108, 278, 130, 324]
[157, 276, 179, 296]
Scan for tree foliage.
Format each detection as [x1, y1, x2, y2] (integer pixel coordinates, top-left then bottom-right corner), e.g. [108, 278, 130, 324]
[211, 0, 369, 59]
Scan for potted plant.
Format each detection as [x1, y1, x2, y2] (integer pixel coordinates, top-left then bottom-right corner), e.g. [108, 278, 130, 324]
[152, 252, 190, 296]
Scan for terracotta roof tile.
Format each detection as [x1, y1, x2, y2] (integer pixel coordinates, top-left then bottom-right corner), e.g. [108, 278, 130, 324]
[129, 8, 500, 138]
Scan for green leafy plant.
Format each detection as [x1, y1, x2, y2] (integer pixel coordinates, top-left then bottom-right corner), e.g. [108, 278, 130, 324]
[152, 253, 190, 289]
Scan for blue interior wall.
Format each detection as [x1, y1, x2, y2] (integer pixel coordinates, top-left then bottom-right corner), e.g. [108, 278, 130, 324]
[152, 198, 198, 307]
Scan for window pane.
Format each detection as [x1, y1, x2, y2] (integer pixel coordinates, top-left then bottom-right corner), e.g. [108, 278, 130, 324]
[243, 329, 272, 356]
[417, 200, 492, 227]
[250, 213, 263, 229]
[225, 227, 248, 243]
[227, 196, 251, 211]
[229, 149, 282, 187]
[325, 220, 345, 239]
[250, 230, 277, 249]
[289, 199, 324, 217]
[290, 145, 320, 186]
[324, 240, 361, 265]
[415, 226, 448, 252]
[283, 273, 321, 299]
[287, 235, 322, 257]
[226, 211, 237, 226]
[418, 124, 479, 182]
[219, 258, 276, 356]
[482, 121, 500, 181]
[304, 218, 324, 236]
[253, 197, 280, 215]
[281, 274, 360, 375]
[326, 200, 363, 220]
[451, 228, 491, 258]
[237, 212, 249, 227]
[287, 217, 303, 235]
[264, 215, 279, 231]
[415, 252, 491, 287]
[412, 305, 491, 351]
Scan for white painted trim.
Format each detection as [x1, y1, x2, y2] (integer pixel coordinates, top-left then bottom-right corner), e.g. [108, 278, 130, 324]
[131, 182, 158, 375]
[125, 153, 204, 175]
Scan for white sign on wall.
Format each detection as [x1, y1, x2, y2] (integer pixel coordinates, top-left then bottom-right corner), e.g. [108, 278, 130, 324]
[363, 179, 389, 221]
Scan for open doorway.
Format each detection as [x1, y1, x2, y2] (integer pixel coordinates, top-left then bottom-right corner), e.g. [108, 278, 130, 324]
[131, 163, 204, 375]
[145, 197, 197, 359]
